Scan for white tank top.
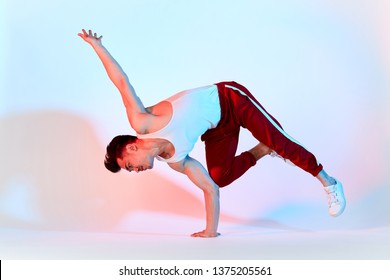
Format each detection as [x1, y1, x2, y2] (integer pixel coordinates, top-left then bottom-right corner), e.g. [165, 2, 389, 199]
[137, 85, 221, 163]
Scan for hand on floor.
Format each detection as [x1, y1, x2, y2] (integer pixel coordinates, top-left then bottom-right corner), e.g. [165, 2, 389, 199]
[191, 229, 220, 238]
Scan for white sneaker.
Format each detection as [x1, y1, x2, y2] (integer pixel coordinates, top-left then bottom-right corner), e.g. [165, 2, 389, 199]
[324, 178, 346, 217]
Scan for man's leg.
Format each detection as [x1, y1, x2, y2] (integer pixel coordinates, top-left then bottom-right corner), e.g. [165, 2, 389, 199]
[204, 138, 271, 188]
[203, 127, 257, 188]
[218, 82, 346, 216]
[220, 81, 323, 177]
[202, 83, 274, 188]
[202, 81, 314, 188]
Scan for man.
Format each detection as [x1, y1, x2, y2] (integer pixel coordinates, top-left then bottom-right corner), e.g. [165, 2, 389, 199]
[78, 29, 346, 238]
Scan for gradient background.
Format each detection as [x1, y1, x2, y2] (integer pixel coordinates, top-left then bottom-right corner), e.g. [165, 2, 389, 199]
[1, 0, 389, 259]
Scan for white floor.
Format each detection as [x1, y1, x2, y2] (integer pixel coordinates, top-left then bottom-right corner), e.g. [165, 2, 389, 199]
[1, 213, 389, 260]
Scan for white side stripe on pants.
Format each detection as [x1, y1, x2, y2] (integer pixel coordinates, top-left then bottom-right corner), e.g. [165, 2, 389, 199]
[225, 84, 308, 151]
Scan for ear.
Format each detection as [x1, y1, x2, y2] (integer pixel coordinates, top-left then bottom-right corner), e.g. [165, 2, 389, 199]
[126, 143, 137, 152]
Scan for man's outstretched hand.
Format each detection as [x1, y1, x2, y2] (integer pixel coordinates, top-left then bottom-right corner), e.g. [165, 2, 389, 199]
[78, 29, 103, 46]
[191, 229, 220, 238]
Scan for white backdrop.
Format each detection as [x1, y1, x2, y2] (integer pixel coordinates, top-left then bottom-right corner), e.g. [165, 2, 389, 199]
[1, 0, 389, 234]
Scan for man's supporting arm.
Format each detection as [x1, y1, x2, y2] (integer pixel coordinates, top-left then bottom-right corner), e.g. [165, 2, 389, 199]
[169, 156, 220, 237]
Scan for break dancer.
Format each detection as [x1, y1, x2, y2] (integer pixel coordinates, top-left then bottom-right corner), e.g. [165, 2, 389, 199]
[78, 29, 346, 237]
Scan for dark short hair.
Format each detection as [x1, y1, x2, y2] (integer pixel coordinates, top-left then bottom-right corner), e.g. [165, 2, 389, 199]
[104, 135, 137, 173]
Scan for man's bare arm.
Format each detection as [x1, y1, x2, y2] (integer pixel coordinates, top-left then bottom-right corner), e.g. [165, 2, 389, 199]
[169, 156, 220, 238]
[78, 29, 152, 133]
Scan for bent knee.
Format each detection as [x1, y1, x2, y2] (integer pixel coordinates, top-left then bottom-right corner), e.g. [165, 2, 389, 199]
[209, 168, 233, 188]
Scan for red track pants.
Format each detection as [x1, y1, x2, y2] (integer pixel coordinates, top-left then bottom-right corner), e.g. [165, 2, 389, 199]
[201, 81, 323, 188]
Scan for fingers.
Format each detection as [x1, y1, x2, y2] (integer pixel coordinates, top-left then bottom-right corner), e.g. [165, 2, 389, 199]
[89, 30, 99, 39]
[93, 33, 103, 41]
[77, 29, 88, 39]
[78, 29, 102, 41]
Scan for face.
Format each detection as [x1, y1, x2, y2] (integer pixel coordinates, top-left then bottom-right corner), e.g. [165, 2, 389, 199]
[117, 144, 154, 173]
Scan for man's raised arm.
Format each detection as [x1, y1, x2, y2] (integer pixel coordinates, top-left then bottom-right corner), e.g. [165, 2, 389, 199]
[78, 29, 151, 133]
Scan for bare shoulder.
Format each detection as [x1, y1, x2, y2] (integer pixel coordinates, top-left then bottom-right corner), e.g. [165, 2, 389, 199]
[147, 100, 172, 115]
[138, 101, 173, 134]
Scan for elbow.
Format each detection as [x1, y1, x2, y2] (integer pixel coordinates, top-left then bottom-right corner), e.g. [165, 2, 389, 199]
[116, 76, 128, 90]
[205, 183, 220, 198]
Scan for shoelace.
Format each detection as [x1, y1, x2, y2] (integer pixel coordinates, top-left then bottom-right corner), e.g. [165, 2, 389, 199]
[325, 185, 339, 207]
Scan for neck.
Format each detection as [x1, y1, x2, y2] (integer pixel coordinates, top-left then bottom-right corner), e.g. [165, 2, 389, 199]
[137, 138, 173, 159]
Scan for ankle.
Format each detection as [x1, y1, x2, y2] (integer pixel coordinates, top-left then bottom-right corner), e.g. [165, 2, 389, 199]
[248, 142, 272, 161]
[316, 170, 336, 187]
